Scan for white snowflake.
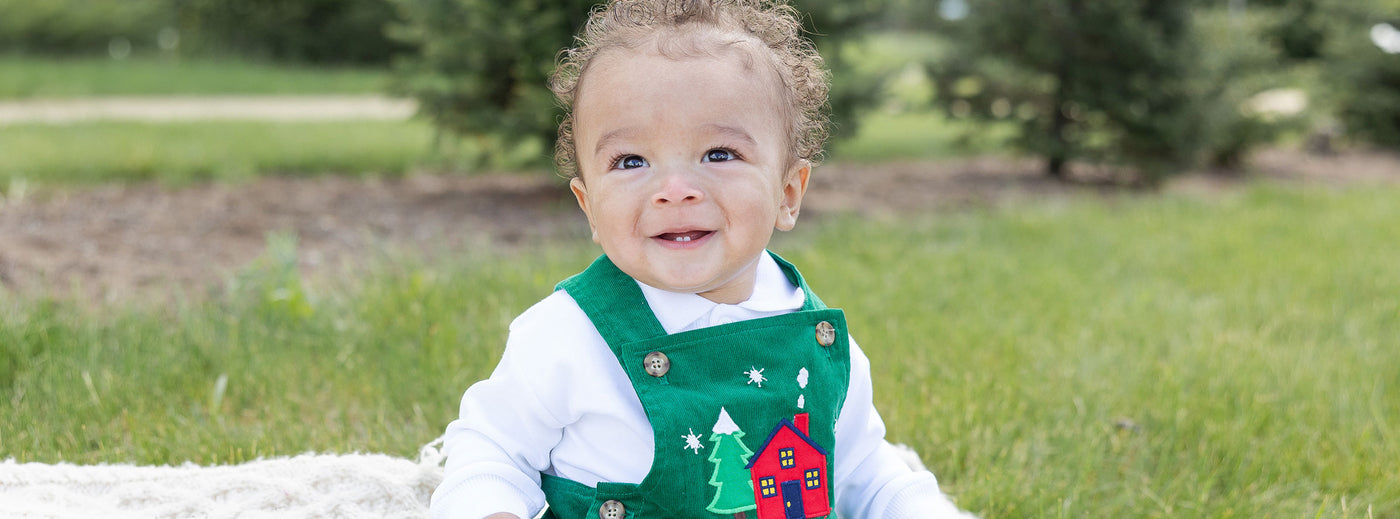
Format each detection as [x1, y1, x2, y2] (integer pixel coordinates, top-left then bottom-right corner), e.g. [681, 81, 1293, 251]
[682, 428, 705, 454]
[744, 367, 767, 387]
[797, 367, 809, 389]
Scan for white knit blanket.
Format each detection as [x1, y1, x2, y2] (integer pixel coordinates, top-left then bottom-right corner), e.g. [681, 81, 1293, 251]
[0, 442, 447, 519]
[0, 442, 952, 518]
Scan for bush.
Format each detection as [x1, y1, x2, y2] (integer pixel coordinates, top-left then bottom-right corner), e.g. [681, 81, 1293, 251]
[172, 0, 408, 65]
[0, 0, 172, 55]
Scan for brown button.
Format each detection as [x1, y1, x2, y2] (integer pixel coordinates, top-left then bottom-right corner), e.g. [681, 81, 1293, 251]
[643, 351, 670, 377]
[598, 499, 626, 519]
[815, 321, 836, 346]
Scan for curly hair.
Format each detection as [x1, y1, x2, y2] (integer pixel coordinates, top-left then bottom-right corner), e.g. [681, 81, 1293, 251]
[549, 0, 830, 178]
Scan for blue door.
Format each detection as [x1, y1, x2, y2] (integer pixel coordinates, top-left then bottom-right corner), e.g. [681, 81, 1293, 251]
[781, 480, 805, 519]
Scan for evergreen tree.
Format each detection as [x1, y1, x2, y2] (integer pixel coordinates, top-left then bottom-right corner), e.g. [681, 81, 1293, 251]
[933, 0, 1204, 183]
[1323, 0, 1400, 149]
[706, 408, 757, 516]
[387, 0, 595, 166]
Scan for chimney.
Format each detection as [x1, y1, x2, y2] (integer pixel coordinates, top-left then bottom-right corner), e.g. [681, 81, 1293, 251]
[793, 413, 809, 435]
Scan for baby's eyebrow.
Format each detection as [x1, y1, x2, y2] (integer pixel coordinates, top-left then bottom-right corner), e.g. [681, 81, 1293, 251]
[593, 124, 758, 155]
[594, 127, 643, 156]
[701, 124, 758, 147]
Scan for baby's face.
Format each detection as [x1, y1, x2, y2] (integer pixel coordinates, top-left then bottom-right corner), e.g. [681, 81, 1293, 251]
[570, 42, 808, 304]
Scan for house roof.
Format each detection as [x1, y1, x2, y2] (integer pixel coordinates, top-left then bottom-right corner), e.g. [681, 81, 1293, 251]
[743, 417, 829, 470]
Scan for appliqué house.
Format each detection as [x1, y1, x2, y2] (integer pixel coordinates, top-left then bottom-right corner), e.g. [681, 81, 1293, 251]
[744, 413, 830, 519]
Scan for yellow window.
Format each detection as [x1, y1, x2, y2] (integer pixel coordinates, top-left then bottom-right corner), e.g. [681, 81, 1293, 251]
[760, 476, 777, 497]
[779, 448, 795, 468]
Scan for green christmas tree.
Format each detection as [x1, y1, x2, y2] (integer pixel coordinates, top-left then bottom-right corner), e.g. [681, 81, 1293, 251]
[705, 407, 757, 517]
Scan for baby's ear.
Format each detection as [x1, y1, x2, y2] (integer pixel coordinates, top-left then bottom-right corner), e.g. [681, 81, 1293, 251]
[776, 160, 810, 231]
[570, 177, 600, 242]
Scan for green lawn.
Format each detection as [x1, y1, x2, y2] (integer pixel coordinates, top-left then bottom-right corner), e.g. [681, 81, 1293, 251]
[3, 183, 1395, 517]
[0, 55, 388, 98]
[831, 110, 1019, 162]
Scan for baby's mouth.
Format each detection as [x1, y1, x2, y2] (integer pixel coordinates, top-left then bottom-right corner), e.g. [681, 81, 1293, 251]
[655, 230, 713, 243]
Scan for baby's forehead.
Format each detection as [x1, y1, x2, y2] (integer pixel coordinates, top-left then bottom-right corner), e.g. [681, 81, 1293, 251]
[580, 36, 793, 123]
[606, 26, 773, 73]
[655, 27, 767, 66]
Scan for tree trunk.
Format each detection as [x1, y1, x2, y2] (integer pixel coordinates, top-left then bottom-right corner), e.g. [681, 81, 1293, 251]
[1046, 0, 1081, 180]
[1047, 153, 1067, 179]
[1047, 73, 1070, 180]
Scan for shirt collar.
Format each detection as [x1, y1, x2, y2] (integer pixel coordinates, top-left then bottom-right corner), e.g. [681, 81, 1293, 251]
[636, 252, 806, 334]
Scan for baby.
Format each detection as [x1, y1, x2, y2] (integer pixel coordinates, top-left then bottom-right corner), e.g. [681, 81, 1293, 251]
[431, 1, 973, 518]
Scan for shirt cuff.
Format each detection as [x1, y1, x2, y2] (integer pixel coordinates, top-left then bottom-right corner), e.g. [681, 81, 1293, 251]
[872, 472, 978, 519]
[430, 469, 541, 519]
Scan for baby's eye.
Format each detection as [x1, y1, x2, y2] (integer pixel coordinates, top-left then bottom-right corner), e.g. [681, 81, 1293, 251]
[613, 155, 648, 170]
[703, 149, 736, 163]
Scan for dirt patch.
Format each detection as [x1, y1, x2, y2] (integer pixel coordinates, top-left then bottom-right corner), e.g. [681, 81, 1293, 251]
[0, 174, 582, 303]
[1, 148, 1396, 304]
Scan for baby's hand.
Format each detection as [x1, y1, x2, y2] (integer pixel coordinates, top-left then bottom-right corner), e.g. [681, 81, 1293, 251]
[484, 514, 522, 519]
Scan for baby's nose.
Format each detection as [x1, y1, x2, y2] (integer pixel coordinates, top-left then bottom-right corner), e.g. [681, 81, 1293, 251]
[652, 168, 705, 205]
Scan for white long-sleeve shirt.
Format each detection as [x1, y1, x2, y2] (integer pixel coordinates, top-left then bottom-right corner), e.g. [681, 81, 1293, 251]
[431, 253, 971, 519]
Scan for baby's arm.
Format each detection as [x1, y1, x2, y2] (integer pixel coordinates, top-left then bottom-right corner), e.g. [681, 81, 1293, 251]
[833, 338, 977, 519]
[431, 306, 572, 519]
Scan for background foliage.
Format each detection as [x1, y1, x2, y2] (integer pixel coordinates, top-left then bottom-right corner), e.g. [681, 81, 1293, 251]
[0, 0, 171, 55]
[171, 0, 408, 65]
[1322, 0, 1400, 148]
[2, 0, 1399, 175]
[947, 0, 1202, 182]
[386, 0, 597, 167]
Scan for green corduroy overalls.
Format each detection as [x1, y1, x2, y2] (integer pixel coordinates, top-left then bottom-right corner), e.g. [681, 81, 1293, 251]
[541, 252, 852, 519]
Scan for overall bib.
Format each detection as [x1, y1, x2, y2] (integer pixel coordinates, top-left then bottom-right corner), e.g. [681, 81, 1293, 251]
[541, 253, 852, 519]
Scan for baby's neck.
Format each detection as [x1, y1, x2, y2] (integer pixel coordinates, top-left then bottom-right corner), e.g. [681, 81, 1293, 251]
[691, 256, 763, 305]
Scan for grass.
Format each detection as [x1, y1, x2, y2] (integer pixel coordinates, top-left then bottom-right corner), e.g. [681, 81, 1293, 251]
[3, 183, 1397, 517]
[831, 110, 1020, 162]
[0, 120, 439, 186]
[0, 54, 388, 98]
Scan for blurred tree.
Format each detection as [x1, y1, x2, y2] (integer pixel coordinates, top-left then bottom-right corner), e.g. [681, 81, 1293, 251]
[386, 0, 596, 168]
[1191, 7, 1308, 168]
[1321, 0, 1400, 148]
[927, 0, 1204, 184]
[1268, 0, 1327, 61]
[797, 0, 895, 143]
[387, 0, 891, 170]
[173, 0, 407, 64]
[0, 0, 171, 55]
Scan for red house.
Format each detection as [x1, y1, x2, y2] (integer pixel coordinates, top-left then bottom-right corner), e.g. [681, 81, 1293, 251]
[744, 413, 830, 519]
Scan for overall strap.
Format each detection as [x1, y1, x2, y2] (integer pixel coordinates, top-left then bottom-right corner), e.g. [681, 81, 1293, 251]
[555, 255, 668, 351]
[774, 252, 828, 313]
